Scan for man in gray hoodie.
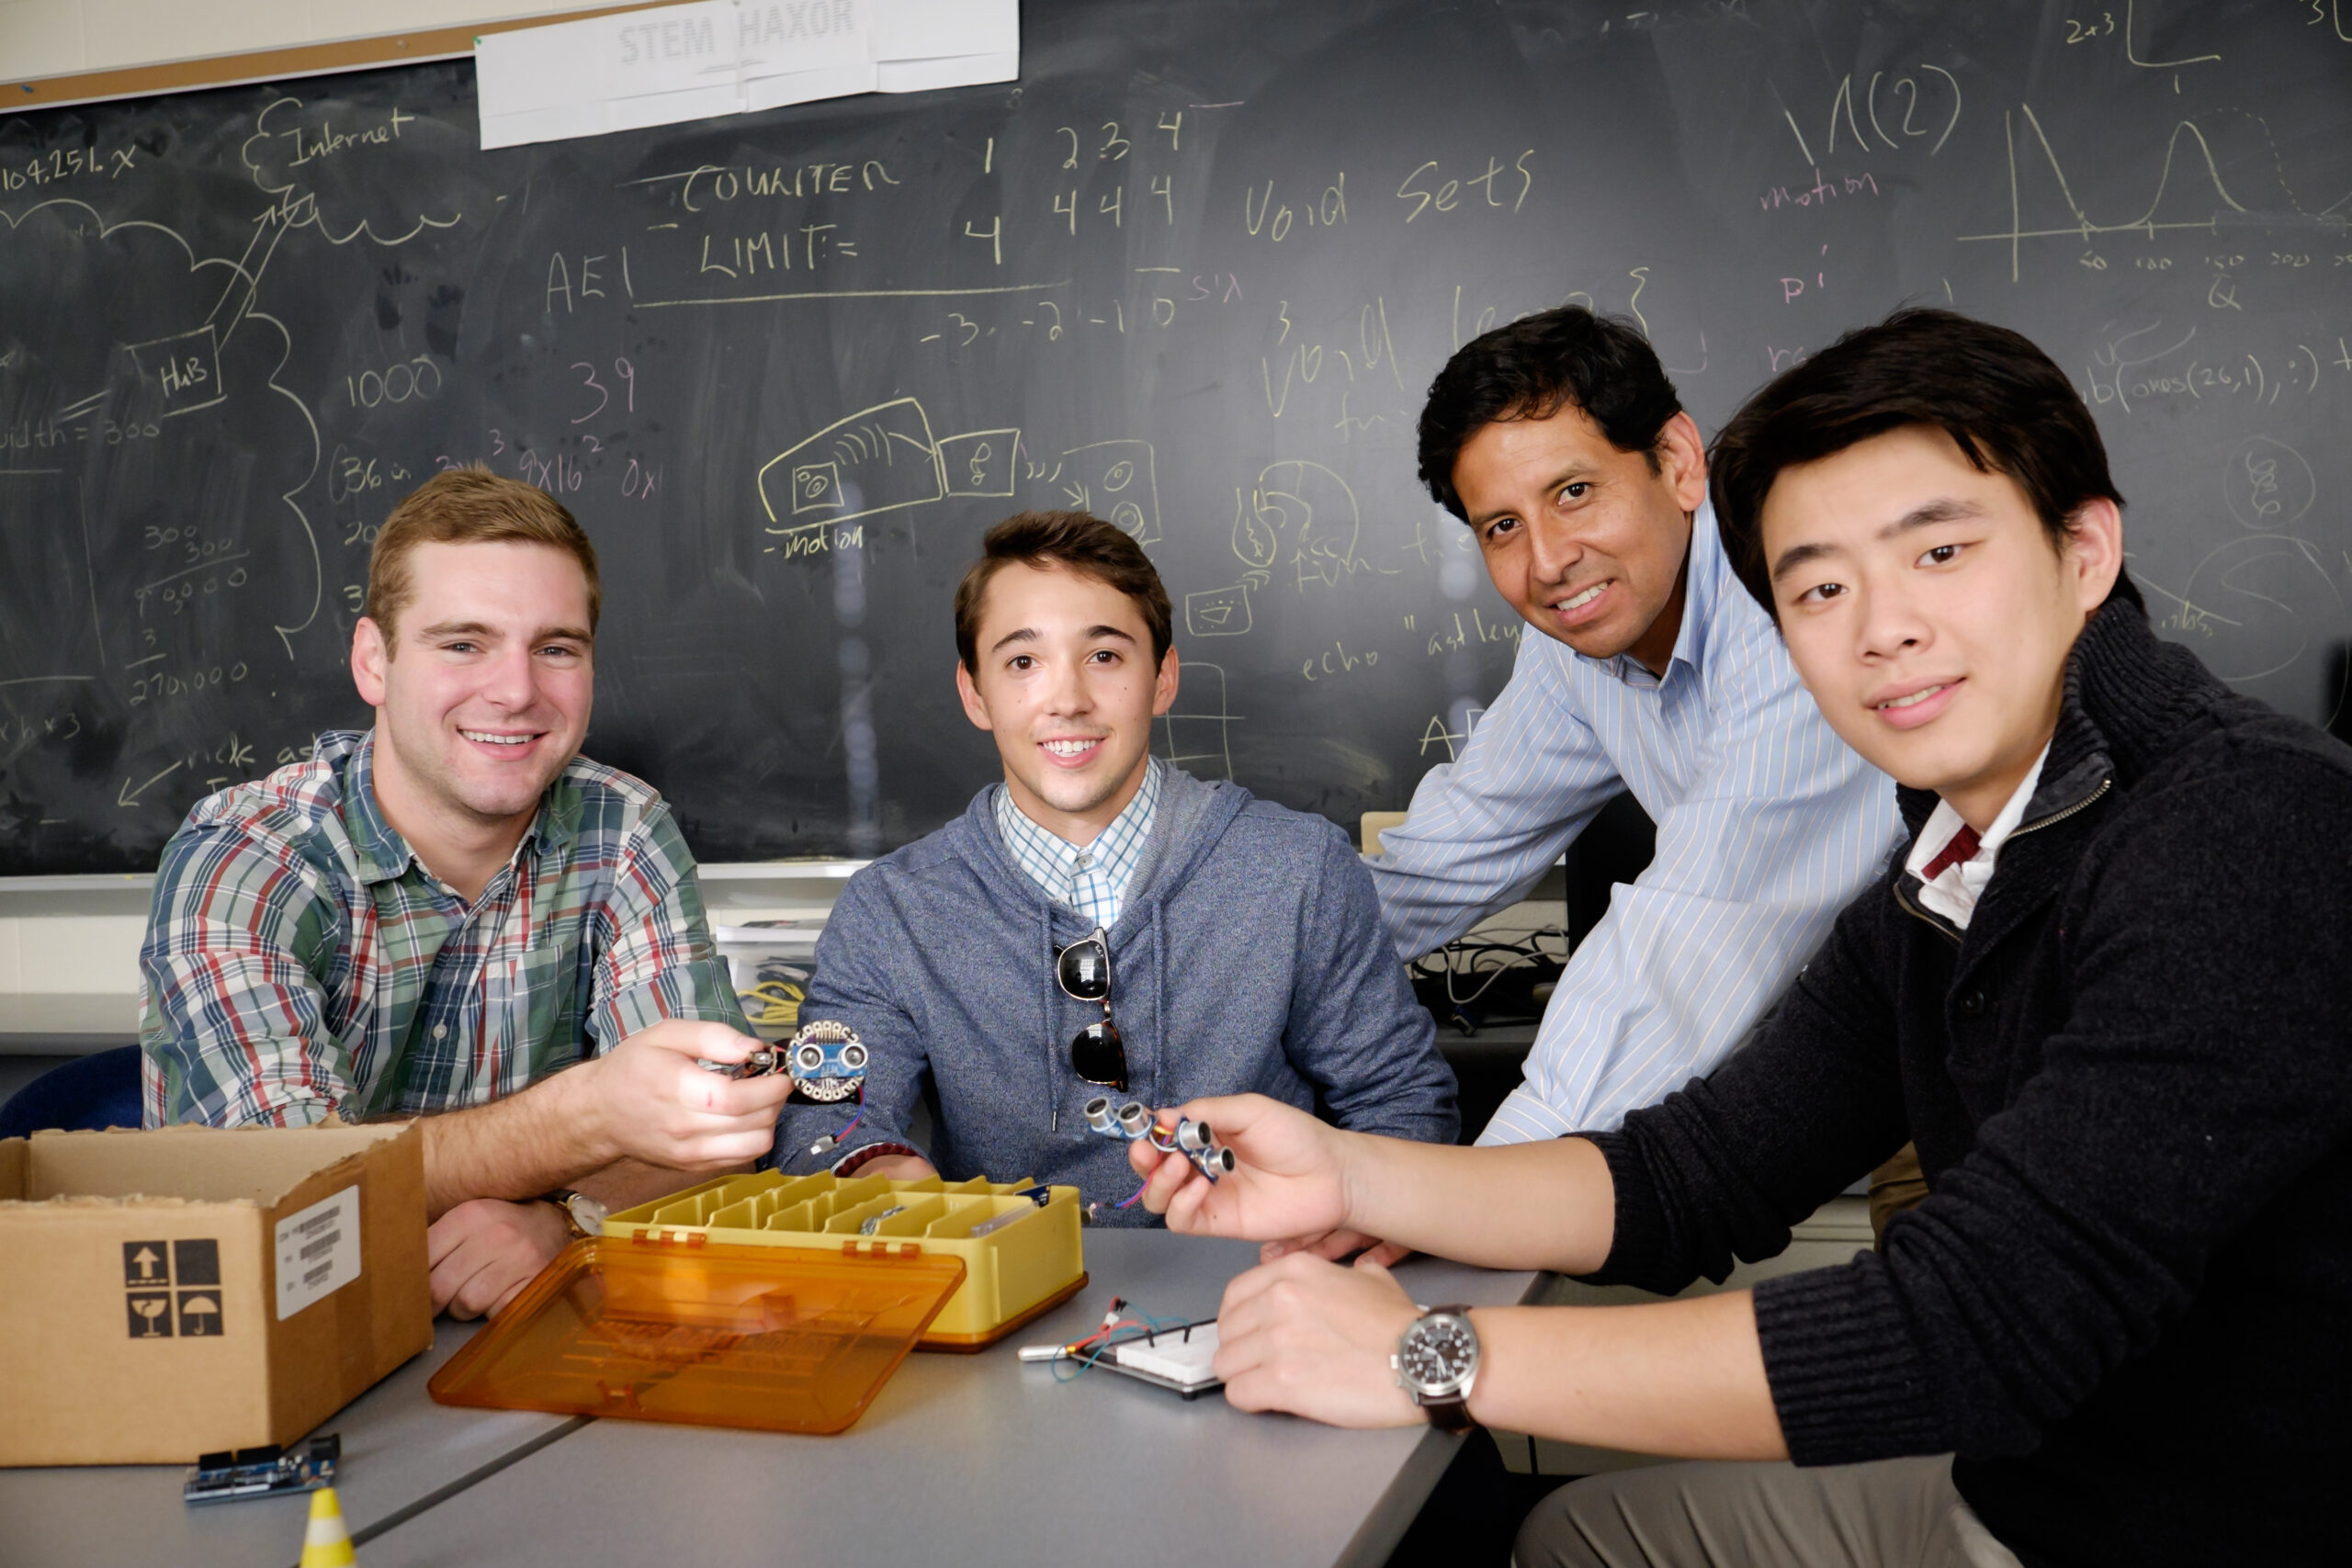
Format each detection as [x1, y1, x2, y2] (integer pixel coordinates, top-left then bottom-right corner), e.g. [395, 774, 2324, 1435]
[774, 511, 1457, 1218]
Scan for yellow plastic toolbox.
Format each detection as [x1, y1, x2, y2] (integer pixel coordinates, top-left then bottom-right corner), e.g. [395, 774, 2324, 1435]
[601, 1171, 1088, 1349]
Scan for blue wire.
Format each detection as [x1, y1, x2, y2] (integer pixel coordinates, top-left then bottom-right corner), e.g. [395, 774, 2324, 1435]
[834, 1087, 865, 1146]
[1049, 1310, 1194, 1382]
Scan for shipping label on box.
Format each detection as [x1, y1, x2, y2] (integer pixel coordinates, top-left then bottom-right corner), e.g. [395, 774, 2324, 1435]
[274, 1186, 361, 1320]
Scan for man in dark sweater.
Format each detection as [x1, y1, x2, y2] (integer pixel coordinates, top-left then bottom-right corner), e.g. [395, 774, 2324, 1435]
[1127, 310, 2351, 1566]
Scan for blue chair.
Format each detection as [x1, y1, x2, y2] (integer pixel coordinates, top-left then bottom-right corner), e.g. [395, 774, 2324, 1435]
[0, 1047, 144, 1139]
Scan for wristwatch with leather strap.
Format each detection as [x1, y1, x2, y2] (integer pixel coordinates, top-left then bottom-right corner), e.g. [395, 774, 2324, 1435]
[1393, 1303, 1481, 1433]
[541, 1188, 607, 1239]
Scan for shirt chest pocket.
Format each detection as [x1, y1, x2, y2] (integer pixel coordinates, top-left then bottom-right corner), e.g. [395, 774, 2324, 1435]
[485, 944, 582, 1082]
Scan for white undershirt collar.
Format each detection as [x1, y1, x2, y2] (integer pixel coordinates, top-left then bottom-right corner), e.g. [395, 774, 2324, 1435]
[1904, 744, 2051, 931]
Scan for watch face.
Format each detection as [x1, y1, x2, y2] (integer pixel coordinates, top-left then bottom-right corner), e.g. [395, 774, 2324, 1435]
[1399, 1317, 1476, 1391]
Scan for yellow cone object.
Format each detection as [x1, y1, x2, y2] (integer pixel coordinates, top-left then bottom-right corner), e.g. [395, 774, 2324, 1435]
[300, 1485, 356, 1567]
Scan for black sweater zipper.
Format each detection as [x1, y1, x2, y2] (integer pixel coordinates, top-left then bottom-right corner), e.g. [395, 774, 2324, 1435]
[2007, 777, 2111, 843]
[1893, 778, 2112, 946]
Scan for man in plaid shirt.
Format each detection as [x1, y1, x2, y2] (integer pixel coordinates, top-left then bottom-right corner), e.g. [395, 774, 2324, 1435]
[141, 469, 788, 1318]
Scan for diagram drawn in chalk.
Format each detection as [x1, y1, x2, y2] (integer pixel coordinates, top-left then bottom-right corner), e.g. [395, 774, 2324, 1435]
[1232, 460, 1366, 592]
[2222, 435, 2315, 534]
[2178, 533, 2343, 685]
[758, 397, 1021, 530]
[0, 198, 323, 664]
[126, 324, 227, 419]
[1159, 661, 1240, 781]
[1184, 582, 1253, 637]
[1050, 439, 1160, 546]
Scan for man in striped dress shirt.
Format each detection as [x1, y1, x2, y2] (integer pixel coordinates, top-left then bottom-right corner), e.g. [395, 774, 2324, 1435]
[1372, 308, 1900, 1152]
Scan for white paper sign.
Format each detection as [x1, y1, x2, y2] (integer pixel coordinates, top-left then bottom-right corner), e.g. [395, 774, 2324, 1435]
[274, 1186, 362, 1321]
[606, 2, 741, 97]
[870, 0, 1015, 61]
[476, 0, 1020, 150]
[745, 61, 880, 112]
[876, 50, 1018, 94]
[739, 0, 872, 74]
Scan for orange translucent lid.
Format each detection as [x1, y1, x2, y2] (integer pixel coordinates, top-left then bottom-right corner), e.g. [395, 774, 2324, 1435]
[427, 1235, 967, 1435]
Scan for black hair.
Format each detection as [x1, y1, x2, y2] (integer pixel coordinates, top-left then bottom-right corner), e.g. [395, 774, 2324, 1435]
[1710, 308, 2138, 620]
[1415, 306, 1684, 520]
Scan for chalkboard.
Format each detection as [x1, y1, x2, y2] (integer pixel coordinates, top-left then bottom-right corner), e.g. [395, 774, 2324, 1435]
[4, 0, 2348, 874]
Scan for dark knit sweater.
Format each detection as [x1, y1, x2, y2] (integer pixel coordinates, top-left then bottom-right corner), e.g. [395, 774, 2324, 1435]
[1582, 600, 2352, 1566]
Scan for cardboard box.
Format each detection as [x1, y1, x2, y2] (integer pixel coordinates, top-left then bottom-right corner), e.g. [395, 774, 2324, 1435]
[0, 1121, 432, 1466]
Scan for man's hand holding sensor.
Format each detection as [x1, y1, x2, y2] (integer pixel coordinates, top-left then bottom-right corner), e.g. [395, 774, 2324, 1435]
[1127, 1095, 1444, 1427]
[567, 1018, 795, 1172]
[1125, 1093, 1353, 1242]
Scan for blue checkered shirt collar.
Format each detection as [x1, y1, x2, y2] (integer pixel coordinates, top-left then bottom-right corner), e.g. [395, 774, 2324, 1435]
[992, 758, 1163, 930]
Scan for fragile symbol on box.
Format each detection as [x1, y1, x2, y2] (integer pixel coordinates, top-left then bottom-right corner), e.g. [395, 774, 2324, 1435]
[128, 1292, 173, 1337]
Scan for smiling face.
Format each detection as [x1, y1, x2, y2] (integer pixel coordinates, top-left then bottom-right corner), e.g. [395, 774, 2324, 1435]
[1453, 403, 1708, 672]
[1761, 424, 2123, 829]
[955, 560, 1179, 844]
[351, 539, 595, 848]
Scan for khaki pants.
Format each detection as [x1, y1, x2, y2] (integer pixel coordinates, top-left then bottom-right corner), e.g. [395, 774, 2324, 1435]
[1513, 1455, 2021, 1568]
[1870, 1143, 1930, 1243]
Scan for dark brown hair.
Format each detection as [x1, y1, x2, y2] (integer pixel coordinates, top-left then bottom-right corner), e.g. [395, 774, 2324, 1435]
[954, 511, 1173, 672]
[1710, 308, 2136, 621]
[367, 467, 601, 648]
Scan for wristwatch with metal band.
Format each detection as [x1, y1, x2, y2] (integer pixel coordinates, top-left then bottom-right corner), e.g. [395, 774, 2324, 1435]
[1393, 1303, 1480, 1433]
[542, 1188, 607, 1240]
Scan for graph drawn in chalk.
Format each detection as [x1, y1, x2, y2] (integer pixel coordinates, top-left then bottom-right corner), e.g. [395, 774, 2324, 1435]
[1961, 105, 2258, 281]
[1159, 661, 1240, 781]
[758, 397, 1019, 532]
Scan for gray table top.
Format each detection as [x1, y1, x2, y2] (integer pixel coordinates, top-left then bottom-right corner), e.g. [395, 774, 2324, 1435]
[0, 1320, 582, 1568]
[362, 1231, 1540, 1568]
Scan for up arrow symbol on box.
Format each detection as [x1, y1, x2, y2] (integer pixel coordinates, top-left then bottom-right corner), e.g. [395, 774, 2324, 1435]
[131, 1247, 162, 1280]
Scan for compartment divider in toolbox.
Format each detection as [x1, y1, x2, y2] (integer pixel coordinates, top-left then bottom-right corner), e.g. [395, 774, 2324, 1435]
[604, 1171, 1088, 1348]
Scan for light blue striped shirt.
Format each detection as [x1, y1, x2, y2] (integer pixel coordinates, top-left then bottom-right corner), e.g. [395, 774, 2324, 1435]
[1371, 500, 1901, 1144]
[993, 758, 1163, 930]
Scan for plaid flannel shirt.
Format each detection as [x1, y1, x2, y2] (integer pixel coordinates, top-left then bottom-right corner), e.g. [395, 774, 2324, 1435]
[141, 728, 746, 1128]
